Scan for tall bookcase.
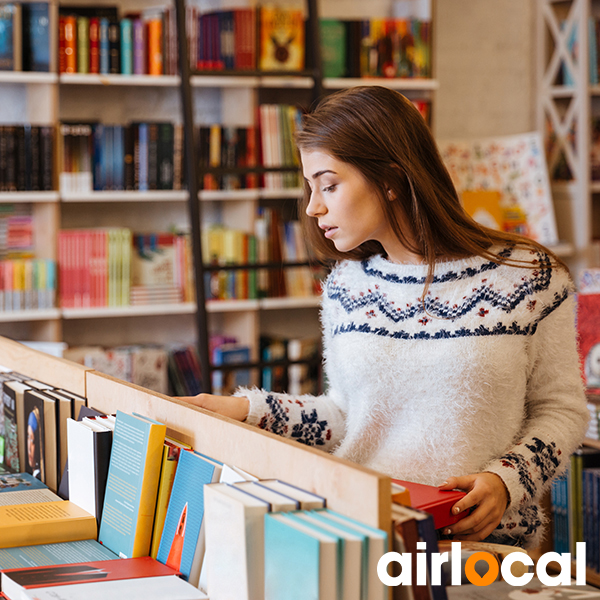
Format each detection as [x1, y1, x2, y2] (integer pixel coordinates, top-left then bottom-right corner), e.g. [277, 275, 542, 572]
[536, 0, 596, 275]
[0, 0, 438, 398]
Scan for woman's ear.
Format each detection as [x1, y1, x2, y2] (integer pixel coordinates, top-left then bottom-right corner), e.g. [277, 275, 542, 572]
[387, 188, 397, 201]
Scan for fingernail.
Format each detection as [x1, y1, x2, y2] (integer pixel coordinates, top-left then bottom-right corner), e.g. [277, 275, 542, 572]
[453, 506, 461, 514]
[443, 528, 452, 535]
[438, 481, 448, 487]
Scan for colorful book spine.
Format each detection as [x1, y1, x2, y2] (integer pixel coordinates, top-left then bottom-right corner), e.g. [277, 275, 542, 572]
[120, 18, 133, 75]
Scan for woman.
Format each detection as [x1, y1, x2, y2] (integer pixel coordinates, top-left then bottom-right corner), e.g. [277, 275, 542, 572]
[180, 86, 588, 548]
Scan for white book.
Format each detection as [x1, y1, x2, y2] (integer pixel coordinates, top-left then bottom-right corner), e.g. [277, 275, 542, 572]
[234, 480, 300, 512]
[204, 482, 270, 600]
[257, 479, 326, 509]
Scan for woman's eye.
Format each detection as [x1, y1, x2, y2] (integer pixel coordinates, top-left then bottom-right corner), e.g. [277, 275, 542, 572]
[323, 184, 337, 193]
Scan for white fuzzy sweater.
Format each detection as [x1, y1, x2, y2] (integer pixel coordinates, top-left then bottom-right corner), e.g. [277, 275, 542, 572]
[237, 246, 588, 547]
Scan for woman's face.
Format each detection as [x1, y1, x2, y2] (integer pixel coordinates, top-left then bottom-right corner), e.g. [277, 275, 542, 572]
[27, 424, 36, 468]
[301, 150, 420, 264]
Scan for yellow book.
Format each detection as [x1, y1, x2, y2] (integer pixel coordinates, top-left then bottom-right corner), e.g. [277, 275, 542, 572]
[0, 501, 97, 549]
[259, 6, 305, 71]
[461, 190, 504, 230]
[150, 436, 191, 559]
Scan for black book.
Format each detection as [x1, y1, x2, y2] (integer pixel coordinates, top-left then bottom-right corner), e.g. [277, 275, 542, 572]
[123, 124, 134, 190]
[4, 125, 16, 192]
[39, 126, 54, 191]
[131, 122, 140, 189]
[25, 125, 41, 191]
[345, 20, 362, 78]
[57, 5, 118, 19]
[21, 3, 50, 72]
[147, 122, 158, 190]
[108, 20, 120, 74]
[15, 125, 26, 191]
[0, 125, 7, 191]
[157, 122, 174, 190]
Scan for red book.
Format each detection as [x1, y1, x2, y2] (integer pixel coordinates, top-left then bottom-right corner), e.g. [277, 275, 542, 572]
[1, 557, 179, 599]
[58, 16, 67, 73]
[392, 478, 468, 530]
[577, 293, 600, 387]
[89, 18, 100, 74]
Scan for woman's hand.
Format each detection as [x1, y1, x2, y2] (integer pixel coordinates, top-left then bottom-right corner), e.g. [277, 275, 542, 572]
[177, 393, 250, 422]
[437, 472, 509, 541]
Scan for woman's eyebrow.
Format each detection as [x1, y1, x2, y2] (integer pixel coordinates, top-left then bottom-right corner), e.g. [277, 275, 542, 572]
[311, 169, 337, 179]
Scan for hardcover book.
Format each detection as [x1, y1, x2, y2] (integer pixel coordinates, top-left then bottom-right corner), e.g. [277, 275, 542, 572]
[259, 6, 304, 71]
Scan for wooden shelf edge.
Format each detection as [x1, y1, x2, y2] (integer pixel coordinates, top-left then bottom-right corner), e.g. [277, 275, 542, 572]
[60, 191, 189, 202]
[61, 303, 197, 319]
[0, 192, 59, 203]
[0, 309, 61, 322]
[59, 73, 180, 87]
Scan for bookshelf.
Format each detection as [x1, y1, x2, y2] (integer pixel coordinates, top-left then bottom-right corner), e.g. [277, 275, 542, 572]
[0, 0, 437, 403]
[536, 0, 600, 274]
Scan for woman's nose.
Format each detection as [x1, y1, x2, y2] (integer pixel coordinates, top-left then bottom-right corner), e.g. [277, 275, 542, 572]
[306, 192, 325, 217]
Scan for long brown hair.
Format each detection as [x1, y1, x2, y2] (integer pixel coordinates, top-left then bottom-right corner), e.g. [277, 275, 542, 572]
[295, 86, 566, 289]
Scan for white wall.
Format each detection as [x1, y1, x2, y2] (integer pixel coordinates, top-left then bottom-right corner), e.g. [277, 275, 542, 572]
[434, 0, 536, 139]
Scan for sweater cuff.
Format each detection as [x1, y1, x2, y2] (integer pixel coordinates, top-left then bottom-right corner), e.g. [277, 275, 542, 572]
[234, 386, 268, 427]
[484, 452, 535, 511]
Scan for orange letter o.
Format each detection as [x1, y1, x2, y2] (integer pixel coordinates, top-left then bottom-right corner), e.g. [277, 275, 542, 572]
[464, 552, 499, 586]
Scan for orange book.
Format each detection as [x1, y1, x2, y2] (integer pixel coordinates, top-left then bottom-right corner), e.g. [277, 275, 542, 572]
[63, 15, 77, 74]
[147, 18, 163, 75]
[259, 6, 304, 71]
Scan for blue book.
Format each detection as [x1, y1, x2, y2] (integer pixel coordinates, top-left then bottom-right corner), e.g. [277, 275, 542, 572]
[98, 411, 166, 559]
[105, 126, 114, 190]
[99, 18, 110, 74]
[0, 471, 48, 492]
[590, 17, 598, 85]
[156, 449, 222, 585]
[211, 344, 250, 395]
[120, 18, 133, 75]
[138, 123, 149, 191]
[0, 4, 19, 71]
[113, 125, 124, 190]
[264, 512, 338, 600]
[0, 539, 118, 570]
[22, 3, 50, 72]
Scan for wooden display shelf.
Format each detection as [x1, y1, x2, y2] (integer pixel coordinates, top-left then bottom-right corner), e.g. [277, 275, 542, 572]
[198, 188, 302, 201]
[0, 308, 61, 322]
[0, 191, 59, 203]
[60, 190, 189, 202]
[59, 73, 180, 87]
[61, 303, 197, 319]
[0, 72, 58, 84]
[323, 77, 439, 90]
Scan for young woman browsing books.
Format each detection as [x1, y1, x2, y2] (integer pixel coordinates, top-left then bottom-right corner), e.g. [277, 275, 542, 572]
[179, 86, 588, 548]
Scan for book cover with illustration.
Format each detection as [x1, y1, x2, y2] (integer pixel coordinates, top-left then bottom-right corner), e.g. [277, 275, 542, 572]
[438, 132, 559, 246]
[155, 449, 222, 585]
[577, 292, 600, 388]
[259, 6, 304, 71]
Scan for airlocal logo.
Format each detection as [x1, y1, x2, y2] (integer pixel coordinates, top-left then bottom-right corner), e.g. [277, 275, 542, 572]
[377, 542, 587, 587]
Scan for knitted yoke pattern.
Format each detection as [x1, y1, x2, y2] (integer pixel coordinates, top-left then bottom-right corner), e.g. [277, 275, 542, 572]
[236, 246, 588, 547]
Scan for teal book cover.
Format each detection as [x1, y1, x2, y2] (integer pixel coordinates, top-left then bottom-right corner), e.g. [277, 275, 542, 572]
[0, 539, 118, 570]
[0, 472, 48, 492]
[97, 410, 164, 558]
[155, 449, 219, 582]
[264, 513, 337, 600]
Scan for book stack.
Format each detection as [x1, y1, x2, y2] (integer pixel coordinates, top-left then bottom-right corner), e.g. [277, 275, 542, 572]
[258, 104, 302, 190]
[0, 125, 55, 192]
[59, 121, 184, 194]
[197, 125, 258, 191]
[319, 17, 431, 79]
[58, 5, 181, 77]
[0, 2, 51, 72]
[0, 258, 56, 311]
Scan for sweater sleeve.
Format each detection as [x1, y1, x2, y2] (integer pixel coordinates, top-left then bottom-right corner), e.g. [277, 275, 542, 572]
[483, 292, 588, 510]
[233, 387, 346, 452]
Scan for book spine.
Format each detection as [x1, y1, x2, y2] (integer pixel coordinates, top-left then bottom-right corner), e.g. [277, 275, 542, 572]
[89, 17, 100, 74]
[64, 15, 77, 73]
[147, 123, 158, 190]
[108, 20, 120, 74]
[120, 18, 133, 75]
[76, 16, 89, 74]
[99, 18, 109, 74]
[133, 18, 145, 75]
[147, 17, 163, 75]
[15, 126, 26, 191]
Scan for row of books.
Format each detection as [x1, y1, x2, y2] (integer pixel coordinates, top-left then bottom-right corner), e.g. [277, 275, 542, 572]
[321, 17, 432, 79]
[57, 229, 193, 309]
[0, 259, 56, 312]
[59, 5, 176, 77]
[202, 213, 321, 302]
[551, 446, 600, 573]
[60, 122, 184, 194]
[0, 204, 33, 259]
[0, 2, 50, 72]
[0, 125, 54, 192]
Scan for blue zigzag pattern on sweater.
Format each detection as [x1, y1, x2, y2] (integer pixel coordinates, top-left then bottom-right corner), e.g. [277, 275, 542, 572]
[330, 287, 569, 340]
[326, 249, 555, 324]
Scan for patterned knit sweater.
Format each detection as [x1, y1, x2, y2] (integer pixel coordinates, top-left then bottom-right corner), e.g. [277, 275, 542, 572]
[237, 246, 588, 547]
